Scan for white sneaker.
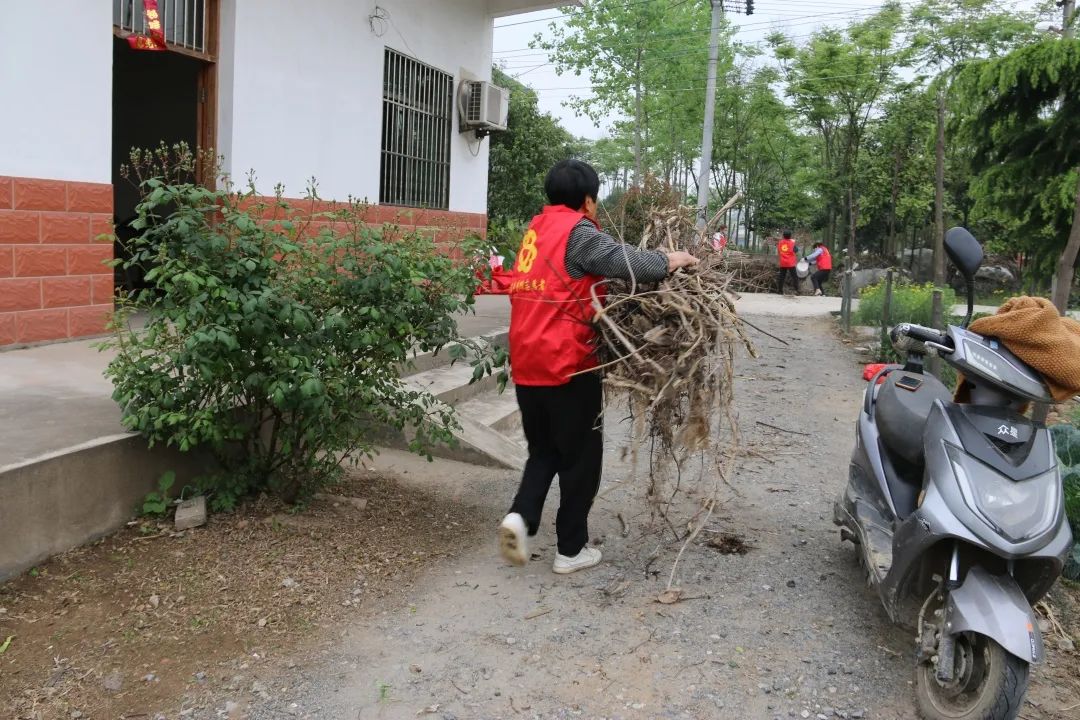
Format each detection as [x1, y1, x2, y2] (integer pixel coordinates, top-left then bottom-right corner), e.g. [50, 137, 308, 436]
[498, 513, 528, 566]
[814, 289, 823, 296]
[552, 546, 602, 574]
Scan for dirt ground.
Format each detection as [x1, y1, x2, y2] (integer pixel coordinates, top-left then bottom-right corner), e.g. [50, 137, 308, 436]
[0, 474, 487, 719]
[2, 313, 1078, 720]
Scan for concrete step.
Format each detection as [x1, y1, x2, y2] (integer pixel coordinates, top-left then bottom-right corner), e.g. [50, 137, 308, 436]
[399, 328, 508, 378]
[456, 390, 521, 436]
[403, 359, 502, 407]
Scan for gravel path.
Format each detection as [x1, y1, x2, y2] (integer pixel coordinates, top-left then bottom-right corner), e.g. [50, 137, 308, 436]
[226, 314, 1073, 720]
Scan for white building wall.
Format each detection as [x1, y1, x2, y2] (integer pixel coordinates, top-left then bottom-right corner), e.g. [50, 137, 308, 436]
[0, 1, 112, 183]
[223, 0, 494, 214]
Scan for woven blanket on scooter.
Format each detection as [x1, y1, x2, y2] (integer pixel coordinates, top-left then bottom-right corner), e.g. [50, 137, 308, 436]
[954, 296, 1080, 402]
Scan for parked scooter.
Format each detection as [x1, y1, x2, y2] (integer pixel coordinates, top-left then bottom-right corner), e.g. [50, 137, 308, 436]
[833, 228, 1073, 720]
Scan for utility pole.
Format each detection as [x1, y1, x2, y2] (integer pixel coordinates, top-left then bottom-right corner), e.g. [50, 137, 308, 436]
[693, 0, 753, 231]
[1065, 0, 1076, 38]
[928, 89, 947, 379]
[695, 0, 723, 231]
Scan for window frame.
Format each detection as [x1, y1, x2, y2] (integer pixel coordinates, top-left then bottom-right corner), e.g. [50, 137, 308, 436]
[379, 48, 454, 210]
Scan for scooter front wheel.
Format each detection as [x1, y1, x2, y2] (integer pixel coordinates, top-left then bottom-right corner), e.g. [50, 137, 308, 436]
[914, 632, 1029, 720]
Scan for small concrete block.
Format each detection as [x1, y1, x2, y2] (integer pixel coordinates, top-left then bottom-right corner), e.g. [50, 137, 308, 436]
[174, 496, 207, 531]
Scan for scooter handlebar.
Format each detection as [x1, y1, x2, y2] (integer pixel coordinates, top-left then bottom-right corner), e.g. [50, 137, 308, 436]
[890, 323, 949, 353]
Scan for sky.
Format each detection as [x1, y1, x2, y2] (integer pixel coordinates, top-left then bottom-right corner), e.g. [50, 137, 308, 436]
[491, 0, 1050, 140]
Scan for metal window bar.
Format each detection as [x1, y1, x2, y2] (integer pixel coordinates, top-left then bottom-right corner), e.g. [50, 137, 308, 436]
[114, 0, 207, 54]
[380, 49, 452, 209]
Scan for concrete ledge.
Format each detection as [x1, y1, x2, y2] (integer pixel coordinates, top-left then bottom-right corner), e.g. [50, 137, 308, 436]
[399, 329, 509, 378]
[381, 415, 526, 472]
[0, 433, 213, 582]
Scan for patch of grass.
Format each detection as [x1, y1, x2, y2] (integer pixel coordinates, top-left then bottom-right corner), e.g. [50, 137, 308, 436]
[857, 281, 957, 329]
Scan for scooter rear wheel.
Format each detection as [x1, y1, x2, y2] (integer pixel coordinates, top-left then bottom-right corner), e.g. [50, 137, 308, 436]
[914, 632, 1029, 720]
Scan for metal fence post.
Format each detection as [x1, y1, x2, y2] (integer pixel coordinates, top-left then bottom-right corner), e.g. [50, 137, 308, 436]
[929, 288, 943, 378]
[881, 270, 894, 354]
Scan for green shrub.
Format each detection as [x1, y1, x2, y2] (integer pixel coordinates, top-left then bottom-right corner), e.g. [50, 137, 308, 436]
[1049, 424, 1080, 580]
[856, 281, 958, 329]
[105, 147, 496, 509]
[1050, 425, 1080, 530]
[486, 216, 526, 270]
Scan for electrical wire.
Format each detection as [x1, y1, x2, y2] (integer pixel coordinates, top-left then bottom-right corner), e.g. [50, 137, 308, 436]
[493, 0, 902, 31]
[494, 11, 896, 76]
[492, 4, 901, 57]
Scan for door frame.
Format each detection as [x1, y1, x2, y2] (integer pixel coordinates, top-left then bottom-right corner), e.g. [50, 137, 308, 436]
[112, 0, 219, 186]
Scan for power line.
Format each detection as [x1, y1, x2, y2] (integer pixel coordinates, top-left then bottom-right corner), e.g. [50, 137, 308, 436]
[496, 19, 893, 76]
[493, 6, 891, 69]
[519, 66, 904, 95]
[493, 0, 900, 31]
[492, 4, 898, 56]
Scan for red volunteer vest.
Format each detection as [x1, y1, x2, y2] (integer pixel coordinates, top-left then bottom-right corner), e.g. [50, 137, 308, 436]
[509, 206, 606, 386]
[816, 247, 832, 270]
[778, 239, 797, 268]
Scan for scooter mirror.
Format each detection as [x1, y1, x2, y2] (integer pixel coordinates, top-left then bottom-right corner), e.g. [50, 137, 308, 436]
[944, 227, 984, 281]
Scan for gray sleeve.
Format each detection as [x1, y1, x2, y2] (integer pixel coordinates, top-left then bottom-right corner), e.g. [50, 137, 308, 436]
[564, 220, 669, 282]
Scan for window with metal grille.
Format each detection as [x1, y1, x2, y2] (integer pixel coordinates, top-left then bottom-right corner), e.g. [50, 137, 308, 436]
[114, 0, 209, 55]
[380, 49, 453, 210]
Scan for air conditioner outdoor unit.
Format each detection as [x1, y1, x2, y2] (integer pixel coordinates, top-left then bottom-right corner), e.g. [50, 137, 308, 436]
[459, 80, 509, 135]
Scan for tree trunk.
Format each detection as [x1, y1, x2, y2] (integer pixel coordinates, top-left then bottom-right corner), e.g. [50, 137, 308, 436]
[888, 147, 901, 261]
[1051, 175, 1080, 313]
[934, 89, 947, 287]
[848, 188, 858, 272]
[633, 49, 643, 188]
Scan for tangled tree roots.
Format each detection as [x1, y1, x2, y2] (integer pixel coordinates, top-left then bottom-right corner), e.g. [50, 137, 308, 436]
[593, 196, 756, 590]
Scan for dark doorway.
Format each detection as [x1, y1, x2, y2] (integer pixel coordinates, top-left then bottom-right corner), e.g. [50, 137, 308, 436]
[111, 36, 201, 294]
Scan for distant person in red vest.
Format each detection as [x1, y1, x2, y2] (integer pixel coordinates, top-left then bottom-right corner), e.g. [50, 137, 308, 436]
[498, 160, 698, 574]
[711, 224, 728, 252]
[804, 242, 832, 296]
[775, 230, 799, 295]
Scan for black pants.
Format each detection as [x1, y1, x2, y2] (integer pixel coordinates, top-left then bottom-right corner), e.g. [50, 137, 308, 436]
[776, 267, 799, 294]
[510, 374, 603, 557]
[812, 269, 831, 293]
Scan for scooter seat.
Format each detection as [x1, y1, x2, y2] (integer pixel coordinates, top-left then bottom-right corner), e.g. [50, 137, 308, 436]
[875, 370, 951, 466]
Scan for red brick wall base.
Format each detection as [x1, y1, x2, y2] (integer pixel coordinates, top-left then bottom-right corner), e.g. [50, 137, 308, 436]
[0, 176, 114, 347]
[252, 198, 487, 246]
[0, 185, 486, 349]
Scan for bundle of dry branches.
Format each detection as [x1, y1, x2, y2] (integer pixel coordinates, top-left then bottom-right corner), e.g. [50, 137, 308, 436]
[721, 249, 784, 293]
[594, 193, 756, 593]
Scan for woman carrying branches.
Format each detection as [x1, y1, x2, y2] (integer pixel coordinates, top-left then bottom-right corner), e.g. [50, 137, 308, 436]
[497, 160, 699, 574]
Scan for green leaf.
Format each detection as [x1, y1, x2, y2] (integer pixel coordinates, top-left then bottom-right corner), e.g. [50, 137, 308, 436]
[158, 470, 176, 494]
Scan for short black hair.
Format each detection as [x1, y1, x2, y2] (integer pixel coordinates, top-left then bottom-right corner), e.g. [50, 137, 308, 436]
[544, 159, 600, 210]
[782, 230, 793, 239]
[813, 241, 824, 248]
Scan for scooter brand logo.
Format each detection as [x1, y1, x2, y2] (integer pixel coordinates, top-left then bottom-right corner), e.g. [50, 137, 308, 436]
[997, 424, 1019, 439]
[1027, 622, 1039, 661]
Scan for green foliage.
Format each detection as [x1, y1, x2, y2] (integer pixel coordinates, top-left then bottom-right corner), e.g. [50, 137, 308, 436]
[488, 67, 579, 225]
[1049, 423, 1080, 579]
[856, 281, 957, 328]
[105, 147, 492, 508]
[536, 0, 721, 180]
[769, 3, 909, 247]
[956, 39, 1080, 271]
[486, 216, 526, 271]
[142, 470, 176, 516]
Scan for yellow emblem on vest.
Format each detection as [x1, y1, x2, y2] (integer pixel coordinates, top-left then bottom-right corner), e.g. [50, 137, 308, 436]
[516, 229, 538, 274]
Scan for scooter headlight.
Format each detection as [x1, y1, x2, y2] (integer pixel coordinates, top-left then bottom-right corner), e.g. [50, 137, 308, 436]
[945, 443, 1061, 543]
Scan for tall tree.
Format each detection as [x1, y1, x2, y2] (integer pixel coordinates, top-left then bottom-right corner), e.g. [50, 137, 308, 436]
[957, 39, 1080, 310]
[907, 0, 1039, 286]
[536, 0, 727, 187]
[770, 2, 907, 265]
